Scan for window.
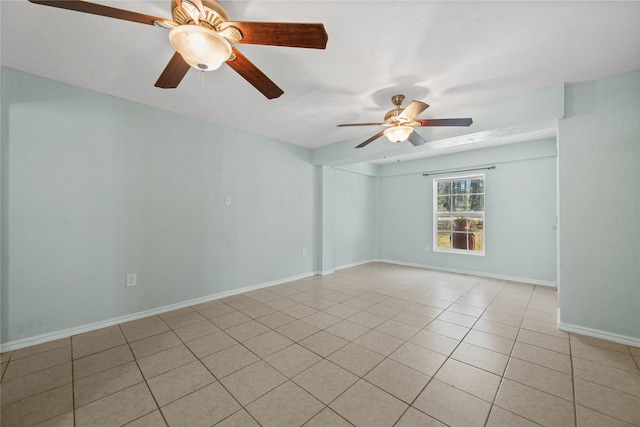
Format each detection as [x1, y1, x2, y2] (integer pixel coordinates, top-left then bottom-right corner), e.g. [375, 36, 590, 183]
[434, 174, 485, 254]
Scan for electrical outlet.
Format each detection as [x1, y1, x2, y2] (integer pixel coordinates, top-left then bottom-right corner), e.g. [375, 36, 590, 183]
[302, 249, 308, 258]
[425, 245, 430, 252]
[126, 273, 137, 287]
[225, 196, 232, 206]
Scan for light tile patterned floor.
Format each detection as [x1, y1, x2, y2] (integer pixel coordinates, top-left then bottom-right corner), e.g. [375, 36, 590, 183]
[1, 263, 639, 426]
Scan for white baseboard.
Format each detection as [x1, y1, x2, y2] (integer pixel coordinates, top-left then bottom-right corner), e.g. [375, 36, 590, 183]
[559, 322, 640, 348]
[334, 259, 378, 272]
[377, 259, 557, 287]
[0, 271, 316, 352]
[320, 259, 379, 276]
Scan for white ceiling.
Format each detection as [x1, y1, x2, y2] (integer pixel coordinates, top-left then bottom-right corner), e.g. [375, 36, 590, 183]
[2, 1, 639, 152]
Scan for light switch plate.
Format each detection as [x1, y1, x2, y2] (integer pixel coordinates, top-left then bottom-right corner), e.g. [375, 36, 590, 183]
[126, 273, 137, 287]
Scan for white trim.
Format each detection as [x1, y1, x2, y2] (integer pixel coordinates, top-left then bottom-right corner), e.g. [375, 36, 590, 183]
[559, 322, 640, 348]
[432, 173, 486, 256]
[378, 258, 557, 287]
[0, 271, 317, 352]
[334, 259, 378, 272]
[434, 247, 486, 257]
[320, 270, 335, 276]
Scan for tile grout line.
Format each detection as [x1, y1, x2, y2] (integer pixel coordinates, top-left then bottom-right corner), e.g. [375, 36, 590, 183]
[481, 281, 524, 427]
[377, 279, 547, 426]
[484, 283, 536, 427]
[70, 335, 76, 427]
[568, 332, 578, 427]
[120, 321, 168, 427]
[392, 277, 509, 426]
[223, 289, 364, 426]
[174, 300, 270, 427]
[256, 284, 443, 426]
[243, 305, 358, 427]
[163, 303, 243, 424]
[0, 346, 74, 425]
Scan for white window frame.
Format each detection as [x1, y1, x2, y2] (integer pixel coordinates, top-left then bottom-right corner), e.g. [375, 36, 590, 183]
[433, 173, 485, 256]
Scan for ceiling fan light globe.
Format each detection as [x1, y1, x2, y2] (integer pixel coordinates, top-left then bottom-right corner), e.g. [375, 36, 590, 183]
[169, 25, 231, 71]
[383, 125, 413, 143]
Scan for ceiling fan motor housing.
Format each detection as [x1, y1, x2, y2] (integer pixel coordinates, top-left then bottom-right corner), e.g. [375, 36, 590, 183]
[385, 95, 408, 124]
[171, 0, 229, 27]
[385, 108, 404, 123]
[170, 0, 242, 42]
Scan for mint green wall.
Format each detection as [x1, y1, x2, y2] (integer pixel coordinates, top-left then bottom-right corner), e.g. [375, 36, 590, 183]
[377, 140, 558, 284]
[3, 65, 639, 346]
[558, 69, 640, 341]
[1, 68, 315, 343]
[333, 169, 378, 268]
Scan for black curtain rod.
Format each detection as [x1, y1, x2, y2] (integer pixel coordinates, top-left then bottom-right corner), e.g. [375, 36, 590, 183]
[422, 166, 496, 177]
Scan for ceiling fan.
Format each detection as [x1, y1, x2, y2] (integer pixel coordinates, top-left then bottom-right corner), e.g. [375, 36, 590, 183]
[338, 95, 473, 148]
[27, 0, 328, 99]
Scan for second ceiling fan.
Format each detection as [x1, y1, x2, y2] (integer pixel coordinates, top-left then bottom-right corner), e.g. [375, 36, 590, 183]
[338, 95, 473, 148]
[28, 0, 329, 99]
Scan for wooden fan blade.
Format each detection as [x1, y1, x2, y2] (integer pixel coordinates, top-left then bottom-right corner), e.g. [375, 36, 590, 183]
[28, 0, 165, 26]
[356, 130, 385, 149]
[155, 52, 191, 89]
[220, 22, 328, 49]
[408, 131, 427, 147]
[398, 101, 429, 121]
[416, 118, 473, 127]
[337, 122, 386, 127]
[226, 48, 284, 99]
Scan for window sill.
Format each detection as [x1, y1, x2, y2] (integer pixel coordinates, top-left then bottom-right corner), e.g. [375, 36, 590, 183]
[434, 248, 485, 256]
